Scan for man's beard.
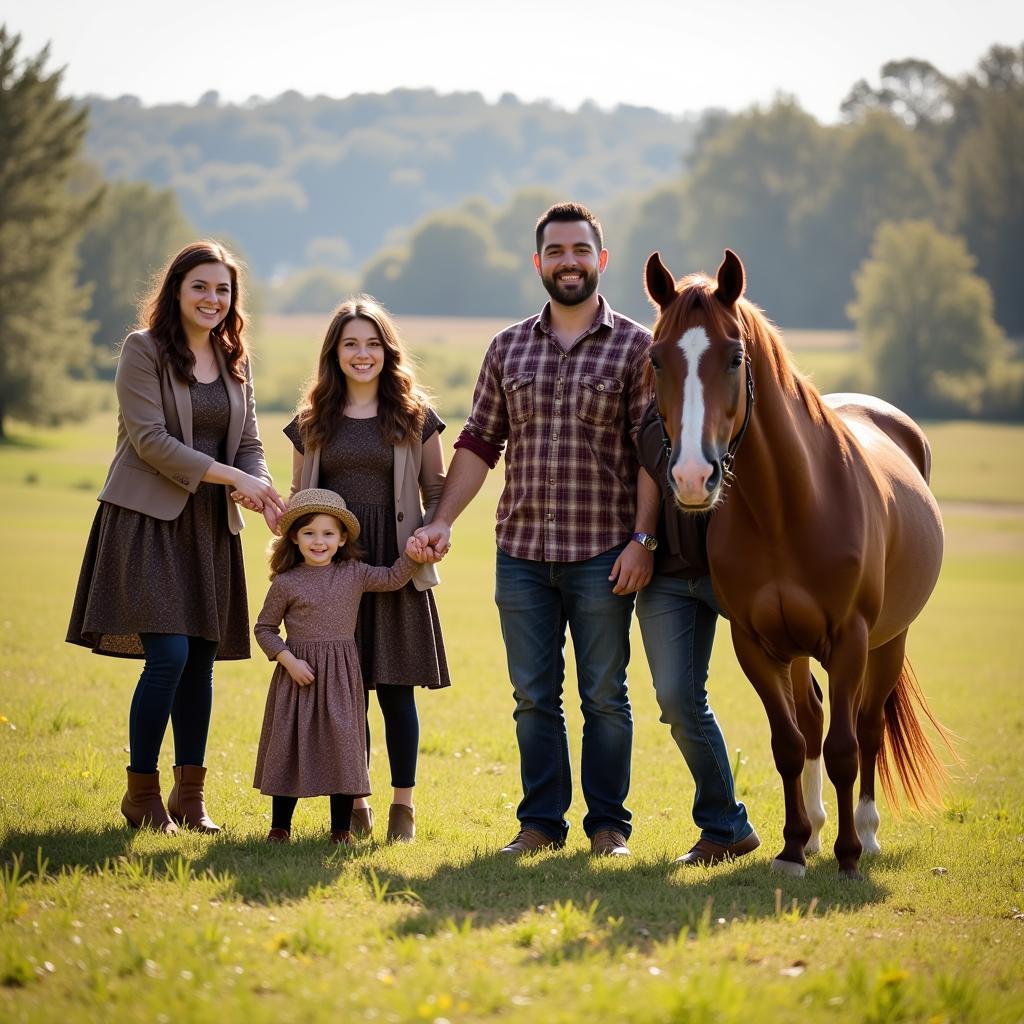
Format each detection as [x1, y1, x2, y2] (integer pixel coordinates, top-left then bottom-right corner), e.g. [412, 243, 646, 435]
[541, 267, 599, 306]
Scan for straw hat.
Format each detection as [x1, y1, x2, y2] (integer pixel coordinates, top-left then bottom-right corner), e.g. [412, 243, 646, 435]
[279, 488, 361, 541]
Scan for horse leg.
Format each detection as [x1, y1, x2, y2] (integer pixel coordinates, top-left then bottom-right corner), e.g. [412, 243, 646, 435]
[855, 630, 908, 856]
[793, 658, 826, 854]
[732, 627, 810, 876]
[823, 622, 869, 879]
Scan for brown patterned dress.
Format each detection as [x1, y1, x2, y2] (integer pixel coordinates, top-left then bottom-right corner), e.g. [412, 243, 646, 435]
[66, 378, 250, 659]
[252, 556, 416, 797]
[284, 412, 450, 689]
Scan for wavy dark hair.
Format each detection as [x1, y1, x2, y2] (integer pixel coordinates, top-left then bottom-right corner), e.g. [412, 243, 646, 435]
[138, 240, 248, 384]
[268, 511, 366, 578]
[296, 295, 428, 450]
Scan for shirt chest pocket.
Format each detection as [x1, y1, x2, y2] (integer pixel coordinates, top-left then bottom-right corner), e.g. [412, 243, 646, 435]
[502, 373, 536, 425]
[576, 374, 623, 426]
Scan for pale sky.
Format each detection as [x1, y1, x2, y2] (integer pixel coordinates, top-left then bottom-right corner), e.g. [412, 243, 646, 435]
[7, 0, 1022, 122]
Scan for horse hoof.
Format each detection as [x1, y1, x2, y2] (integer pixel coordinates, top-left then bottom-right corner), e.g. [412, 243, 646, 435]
[839, 866, 864, 881]
[771, 857, 806, 877]
[860, 838, 881, 856]
[804, 837, 820, 855]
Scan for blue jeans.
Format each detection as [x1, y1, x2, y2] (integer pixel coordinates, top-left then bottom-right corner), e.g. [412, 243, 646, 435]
[129, 634, 217, 774]
[635, 574, 752, 845]
[495, 544, 635, 842]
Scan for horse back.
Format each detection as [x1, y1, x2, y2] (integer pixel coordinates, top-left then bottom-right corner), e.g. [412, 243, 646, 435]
[823, 393, 932, 483]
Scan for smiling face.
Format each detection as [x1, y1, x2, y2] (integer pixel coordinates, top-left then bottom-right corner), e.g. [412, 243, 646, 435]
[294, 513, 346, 566]
[534, 220, 608, 307]
[336, 317, 385, 387]
[177, 261, 232, 338]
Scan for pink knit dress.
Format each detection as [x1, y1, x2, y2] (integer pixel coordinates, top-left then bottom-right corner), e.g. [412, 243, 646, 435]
[253, 555, 415, 797]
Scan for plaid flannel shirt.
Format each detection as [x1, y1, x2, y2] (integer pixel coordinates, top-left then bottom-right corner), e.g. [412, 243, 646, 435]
[455, 296, 652, 562]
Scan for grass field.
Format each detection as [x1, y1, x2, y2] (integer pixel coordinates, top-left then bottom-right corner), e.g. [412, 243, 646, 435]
[1, 316, 1022, 1023]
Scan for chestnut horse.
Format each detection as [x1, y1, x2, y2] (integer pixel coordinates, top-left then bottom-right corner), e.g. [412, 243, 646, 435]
[645, 249, 950, 879]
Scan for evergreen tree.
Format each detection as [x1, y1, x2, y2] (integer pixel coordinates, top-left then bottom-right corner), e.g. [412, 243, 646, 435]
[0, 28, 97, 437]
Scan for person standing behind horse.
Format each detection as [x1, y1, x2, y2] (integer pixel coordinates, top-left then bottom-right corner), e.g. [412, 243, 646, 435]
[67, 240, 287, 835]
[633, 402, 761, 865]
[415, 202, 653, 857]
[285, 296, 450, 843]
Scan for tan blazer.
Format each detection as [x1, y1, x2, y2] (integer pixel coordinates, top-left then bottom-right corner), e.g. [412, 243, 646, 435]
[292, 424, 444, 591]
[97, 331, 271, 534]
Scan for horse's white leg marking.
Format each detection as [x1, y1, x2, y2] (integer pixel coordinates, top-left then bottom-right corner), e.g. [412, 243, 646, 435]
[771, 858, 807, 878]
[671, 328, 712, 500]
[854, 795, 881, 855]
[801, 757, 827, 854]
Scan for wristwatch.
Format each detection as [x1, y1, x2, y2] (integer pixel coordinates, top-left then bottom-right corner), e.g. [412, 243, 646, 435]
[631, 531, 658, 551]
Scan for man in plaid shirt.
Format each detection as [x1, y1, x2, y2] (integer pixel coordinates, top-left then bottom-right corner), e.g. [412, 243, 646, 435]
[416, 203, 657, 857]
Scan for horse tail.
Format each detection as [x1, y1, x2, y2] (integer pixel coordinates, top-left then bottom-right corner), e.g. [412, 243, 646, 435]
[877, 658, 959, 812]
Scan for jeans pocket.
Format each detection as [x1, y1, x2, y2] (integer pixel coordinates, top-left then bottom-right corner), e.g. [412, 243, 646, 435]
[576, 374, 623, 426]
[502, 373, 535, 425]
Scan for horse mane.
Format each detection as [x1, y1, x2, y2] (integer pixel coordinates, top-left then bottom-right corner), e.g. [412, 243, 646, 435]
[655, 273, 852, 460]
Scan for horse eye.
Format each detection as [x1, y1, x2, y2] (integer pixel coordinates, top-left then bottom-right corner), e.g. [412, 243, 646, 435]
[649, 353, 662, 371]
[729, 353, 743, 371]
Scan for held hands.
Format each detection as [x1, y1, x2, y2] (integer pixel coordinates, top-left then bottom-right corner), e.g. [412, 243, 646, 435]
[411, 521, 451, 564]
[229, 471, 288, 533]
[608, 540, 654, 595]
[277, 651, 314, 687]
[404, 534, 433, 564]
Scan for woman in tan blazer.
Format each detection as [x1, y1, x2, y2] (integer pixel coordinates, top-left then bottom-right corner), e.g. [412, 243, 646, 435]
[284, 296, 449, 842]
[67, 241, 286, 835]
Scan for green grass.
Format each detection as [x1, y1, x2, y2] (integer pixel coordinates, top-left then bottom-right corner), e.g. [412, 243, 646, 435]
[1, 317, 1023, 1022]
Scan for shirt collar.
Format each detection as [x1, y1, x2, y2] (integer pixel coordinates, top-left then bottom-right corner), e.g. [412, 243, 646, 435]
[535, 294, 614, 340]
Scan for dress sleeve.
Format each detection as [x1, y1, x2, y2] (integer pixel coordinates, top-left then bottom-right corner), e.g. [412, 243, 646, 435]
[254, 577, 291, 661]
[283, 416, 305, 454]
[421, 406, 445, 441]
[357, 554, 417, 593]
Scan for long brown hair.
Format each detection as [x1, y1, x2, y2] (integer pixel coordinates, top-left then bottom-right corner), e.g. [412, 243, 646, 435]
[268, 512, 366, 578]
[296, 295, 428, 449]
[139, 240, 248, 384]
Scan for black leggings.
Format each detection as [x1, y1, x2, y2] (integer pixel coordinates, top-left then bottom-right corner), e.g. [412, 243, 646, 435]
[272, 794, 354, 833]
[365, 686, 419, 789]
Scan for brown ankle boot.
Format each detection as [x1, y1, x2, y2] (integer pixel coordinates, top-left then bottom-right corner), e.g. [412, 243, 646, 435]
[121, 768, 177, 834]
[166, 765, 220, 834]
[386, 803, 415, 843]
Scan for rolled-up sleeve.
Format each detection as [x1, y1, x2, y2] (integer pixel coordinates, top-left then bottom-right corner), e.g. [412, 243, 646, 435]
[453, 338, 507, 468]
[115, 333, 213, 492]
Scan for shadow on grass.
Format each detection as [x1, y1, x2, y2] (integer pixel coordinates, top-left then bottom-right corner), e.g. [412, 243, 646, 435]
[1, 825, 895, 943]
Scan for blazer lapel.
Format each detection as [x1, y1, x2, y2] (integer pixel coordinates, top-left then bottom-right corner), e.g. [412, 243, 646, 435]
[393, 441, 409, 507]
[217, 345, 244, 463]
[169, 364, 193, 447]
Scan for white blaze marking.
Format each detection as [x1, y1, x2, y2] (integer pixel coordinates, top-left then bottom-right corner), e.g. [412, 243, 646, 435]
[678, 327, 710, 465]
[854, 796, 882, 855]
[801, 758, 827, 854]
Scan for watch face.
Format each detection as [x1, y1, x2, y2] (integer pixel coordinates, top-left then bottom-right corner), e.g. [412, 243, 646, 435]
[634, 532, 657, 551]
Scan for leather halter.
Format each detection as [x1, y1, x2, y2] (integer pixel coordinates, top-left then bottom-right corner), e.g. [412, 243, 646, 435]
[656, 354, 755, 485]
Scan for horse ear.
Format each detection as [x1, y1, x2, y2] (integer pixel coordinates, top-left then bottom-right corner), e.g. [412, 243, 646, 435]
[644, 252, 677, 311]
[714, 249, 745, 307]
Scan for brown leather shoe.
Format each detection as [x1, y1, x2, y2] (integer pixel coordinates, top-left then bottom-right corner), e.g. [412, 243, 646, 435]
[386, 803, 415, 843]
[351, 805, 374, 839]
[499, 828, 564, 855]
[121, 769, 177, 834]
[167, 764, 220, 834]
[330, 830, 353, 846]
[266, 828, 290, 843]
[590, 829, 631, 857]
[675, 829, 761, 866]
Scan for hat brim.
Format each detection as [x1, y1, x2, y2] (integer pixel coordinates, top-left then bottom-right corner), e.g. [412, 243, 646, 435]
[280, 504, 361, 542]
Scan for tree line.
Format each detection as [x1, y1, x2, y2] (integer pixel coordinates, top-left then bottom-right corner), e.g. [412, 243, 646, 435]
[0, 24, 1020, 436]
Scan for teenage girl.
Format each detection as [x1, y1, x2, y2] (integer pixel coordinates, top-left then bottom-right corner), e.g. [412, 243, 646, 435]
[286, 296, 449, 842]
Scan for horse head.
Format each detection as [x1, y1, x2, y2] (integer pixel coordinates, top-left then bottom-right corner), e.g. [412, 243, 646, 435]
[645, 248, 753, 511]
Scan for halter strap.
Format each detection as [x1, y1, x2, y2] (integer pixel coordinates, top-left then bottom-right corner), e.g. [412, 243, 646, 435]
[656, 355, 755, 481]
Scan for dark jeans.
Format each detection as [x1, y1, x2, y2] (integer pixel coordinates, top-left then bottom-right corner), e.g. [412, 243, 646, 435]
[635, 574, 752, 845]
[495, 544, 636, 842]
[128, 634, 217, 774]
[365, 685, 418, 789]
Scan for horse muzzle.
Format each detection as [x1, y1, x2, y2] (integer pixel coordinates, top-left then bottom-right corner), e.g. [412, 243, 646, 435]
[669, 456, 723, 510]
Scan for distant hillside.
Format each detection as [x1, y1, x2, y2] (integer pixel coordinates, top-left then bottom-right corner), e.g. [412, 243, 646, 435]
[81, 89, 698, 276]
